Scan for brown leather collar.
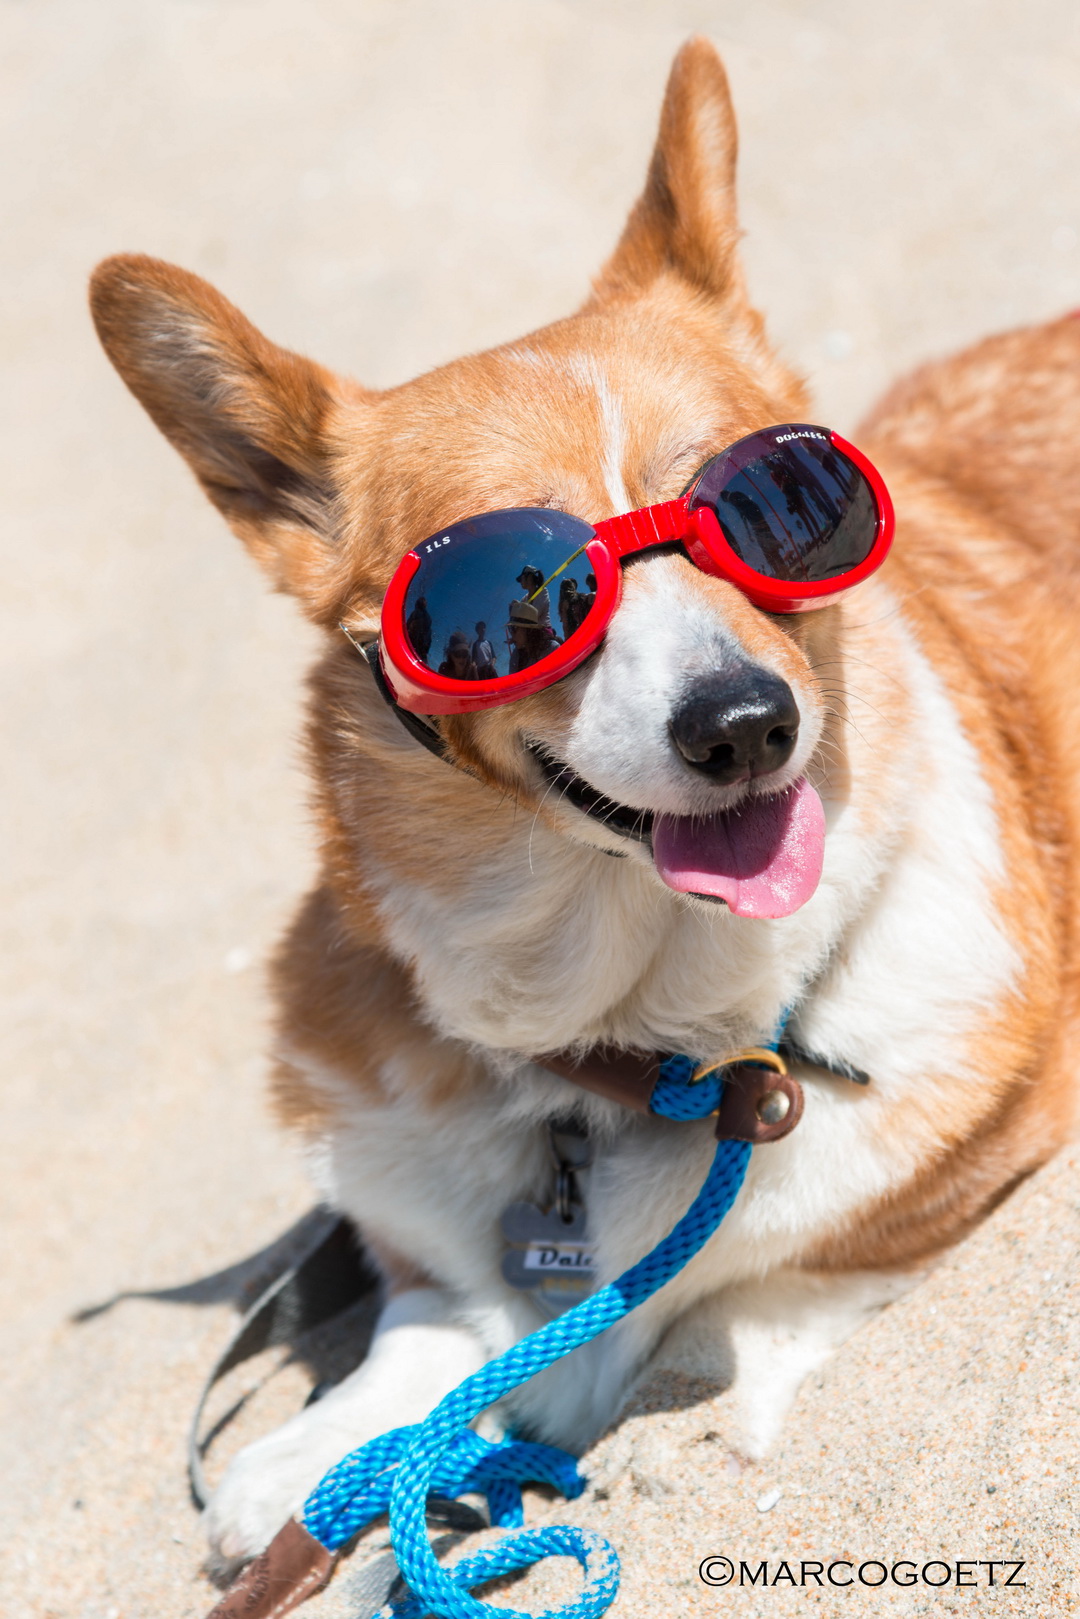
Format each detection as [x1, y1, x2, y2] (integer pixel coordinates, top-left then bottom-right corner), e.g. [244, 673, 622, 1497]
[534, 1043, 828, 1145]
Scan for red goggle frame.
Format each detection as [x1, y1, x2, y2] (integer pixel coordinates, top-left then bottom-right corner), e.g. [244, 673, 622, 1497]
[373, 426, 893, 715]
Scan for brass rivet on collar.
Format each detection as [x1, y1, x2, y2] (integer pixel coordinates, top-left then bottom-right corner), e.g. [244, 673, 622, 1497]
[756, 1088, 791, 1125]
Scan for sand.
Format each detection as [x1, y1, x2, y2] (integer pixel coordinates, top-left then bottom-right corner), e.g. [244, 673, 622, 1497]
[2, 3, 1079, 1616]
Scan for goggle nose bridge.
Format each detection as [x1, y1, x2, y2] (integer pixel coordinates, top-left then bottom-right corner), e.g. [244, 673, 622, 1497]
[593, 493, 695, 558]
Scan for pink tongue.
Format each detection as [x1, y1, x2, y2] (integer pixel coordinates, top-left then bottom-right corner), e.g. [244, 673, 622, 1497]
[652, 778, 825, 919]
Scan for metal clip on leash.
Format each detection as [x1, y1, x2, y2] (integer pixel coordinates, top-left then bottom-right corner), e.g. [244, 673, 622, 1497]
[548, 1118, 592, 1224]
[206, 1027, 798, 1619]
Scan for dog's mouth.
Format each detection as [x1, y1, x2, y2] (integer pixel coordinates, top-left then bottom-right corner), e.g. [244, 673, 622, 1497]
[531, 748, 826, 919]
[532, 749, 655, 844]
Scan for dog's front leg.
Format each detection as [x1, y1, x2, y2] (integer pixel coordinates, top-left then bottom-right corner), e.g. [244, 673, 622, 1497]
[204, 1285, 488, 1572]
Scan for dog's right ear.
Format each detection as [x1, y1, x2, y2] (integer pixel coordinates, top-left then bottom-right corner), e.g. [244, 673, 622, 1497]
[590, 37, 743, 306]
[90, 254, 360, 610]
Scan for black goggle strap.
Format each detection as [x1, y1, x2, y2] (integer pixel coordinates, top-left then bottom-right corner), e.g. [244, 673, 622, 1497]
[340, 625, 458, 770]
[679, 464, 708, 500]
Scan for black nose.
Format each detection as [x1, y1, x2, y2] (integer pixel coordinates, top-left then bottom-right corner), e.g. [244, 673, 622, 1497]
[669, 667, 800, 782]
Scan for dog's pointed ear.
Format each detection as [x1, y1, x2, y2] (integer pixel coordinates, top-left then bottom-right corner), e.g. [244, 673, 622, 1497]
[90, 254, 360, 607]
[591, 38, 743, 304]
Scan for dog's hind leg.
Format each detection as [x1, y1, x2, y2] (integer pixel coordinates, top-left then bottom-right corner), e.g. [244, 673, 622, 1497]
[203, 1285, 488, 1574]
[599, 1266, 922, 1497]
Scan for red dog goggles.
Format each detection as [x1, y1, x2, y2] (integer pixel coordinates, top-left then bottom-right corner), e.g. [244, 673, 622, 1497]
[378, 423, 893, 715]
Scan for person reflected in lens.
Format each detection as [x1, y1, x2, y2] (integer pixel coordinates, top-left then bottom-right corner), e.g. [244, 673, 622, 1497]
[405, 595, 433, 663]
[438, 630, 479, 681]
[516, 564, 551, 627]
[506, 600, 552, 674]
[582, 575, 598, 629]
[564, 575, 597, 639]
[717, 485, 781, 575]
[557, 578, 580, 642]
[763, 452, 842, 566]
[471, 620, 498, 678]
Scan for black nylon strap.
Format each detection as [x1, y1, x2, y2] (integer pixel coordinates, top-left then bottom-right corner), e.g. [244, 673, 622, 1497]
[343, 630, 458, 768]
[189, 1212, 380, 1508]
[189, 1208, 486, 1550]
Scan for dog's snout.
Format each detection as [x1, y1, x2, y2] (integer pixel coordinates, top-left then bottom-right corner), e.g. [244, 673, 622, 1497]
[669, 668, 800, 782]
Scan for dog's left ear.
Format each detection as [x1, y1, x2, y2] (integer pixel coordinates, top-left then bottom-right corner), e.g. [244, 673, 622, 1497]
[90, 254, 364, 613]
[591, 37, 743, 305]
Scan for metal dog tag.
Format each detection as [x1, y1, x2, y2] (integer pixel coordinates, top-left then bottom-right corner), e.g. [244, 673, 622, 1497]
[500, 1201, 596, 1313]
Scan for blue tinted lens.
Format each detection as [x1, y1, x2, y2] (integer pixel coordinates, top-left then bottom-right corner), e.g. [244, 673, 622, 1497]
[689, 427, 877, 583]
[403, 509, 598, 680]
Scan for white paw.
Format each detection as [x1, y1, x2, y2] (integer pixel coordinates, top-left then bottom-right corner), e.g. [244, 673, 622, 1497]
[202, 1287, 491, 1572]
[204, 1404, 356, 1570]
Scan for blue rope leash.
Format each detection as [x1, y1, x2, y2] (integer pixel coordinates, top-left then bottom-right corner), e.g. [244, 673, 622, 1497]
[301, 1047, 766, 1619]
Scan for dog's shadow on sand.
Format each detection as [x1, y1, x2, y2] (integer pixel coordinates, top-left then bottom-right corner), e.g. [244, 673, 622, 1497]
[72, 1205, 349, 1320]
[71, 1208, 383, 1450]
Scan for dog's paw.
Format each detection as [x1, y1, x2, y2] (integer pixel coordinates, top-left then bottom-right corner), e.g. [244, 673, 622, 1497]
[203, 1289, 492, 1576]
[203, 1410, 351, 1573]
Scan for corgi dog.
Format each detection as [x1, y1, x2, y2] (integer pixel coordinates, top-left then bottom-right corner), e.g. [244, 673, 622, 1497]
[91, 37, 1079, 1573]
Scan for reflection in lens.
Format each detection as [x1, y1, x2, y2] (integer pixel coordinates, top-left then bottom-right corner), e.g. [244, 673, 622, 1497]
[402, 509, 598, 680]
[690, 430, 877, 582]
[404, 595, 433, 661]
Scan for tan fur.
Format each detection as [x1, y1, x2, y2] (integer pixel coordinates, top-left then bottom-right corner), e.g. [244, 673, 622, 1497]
[89, 37, 1079, 1542]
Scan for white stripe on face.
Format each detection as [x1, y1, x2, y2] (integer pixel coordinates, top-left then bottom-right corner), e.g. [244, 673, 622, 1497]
[553, 352, 631, 514]
[595, 370, 630, 514]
